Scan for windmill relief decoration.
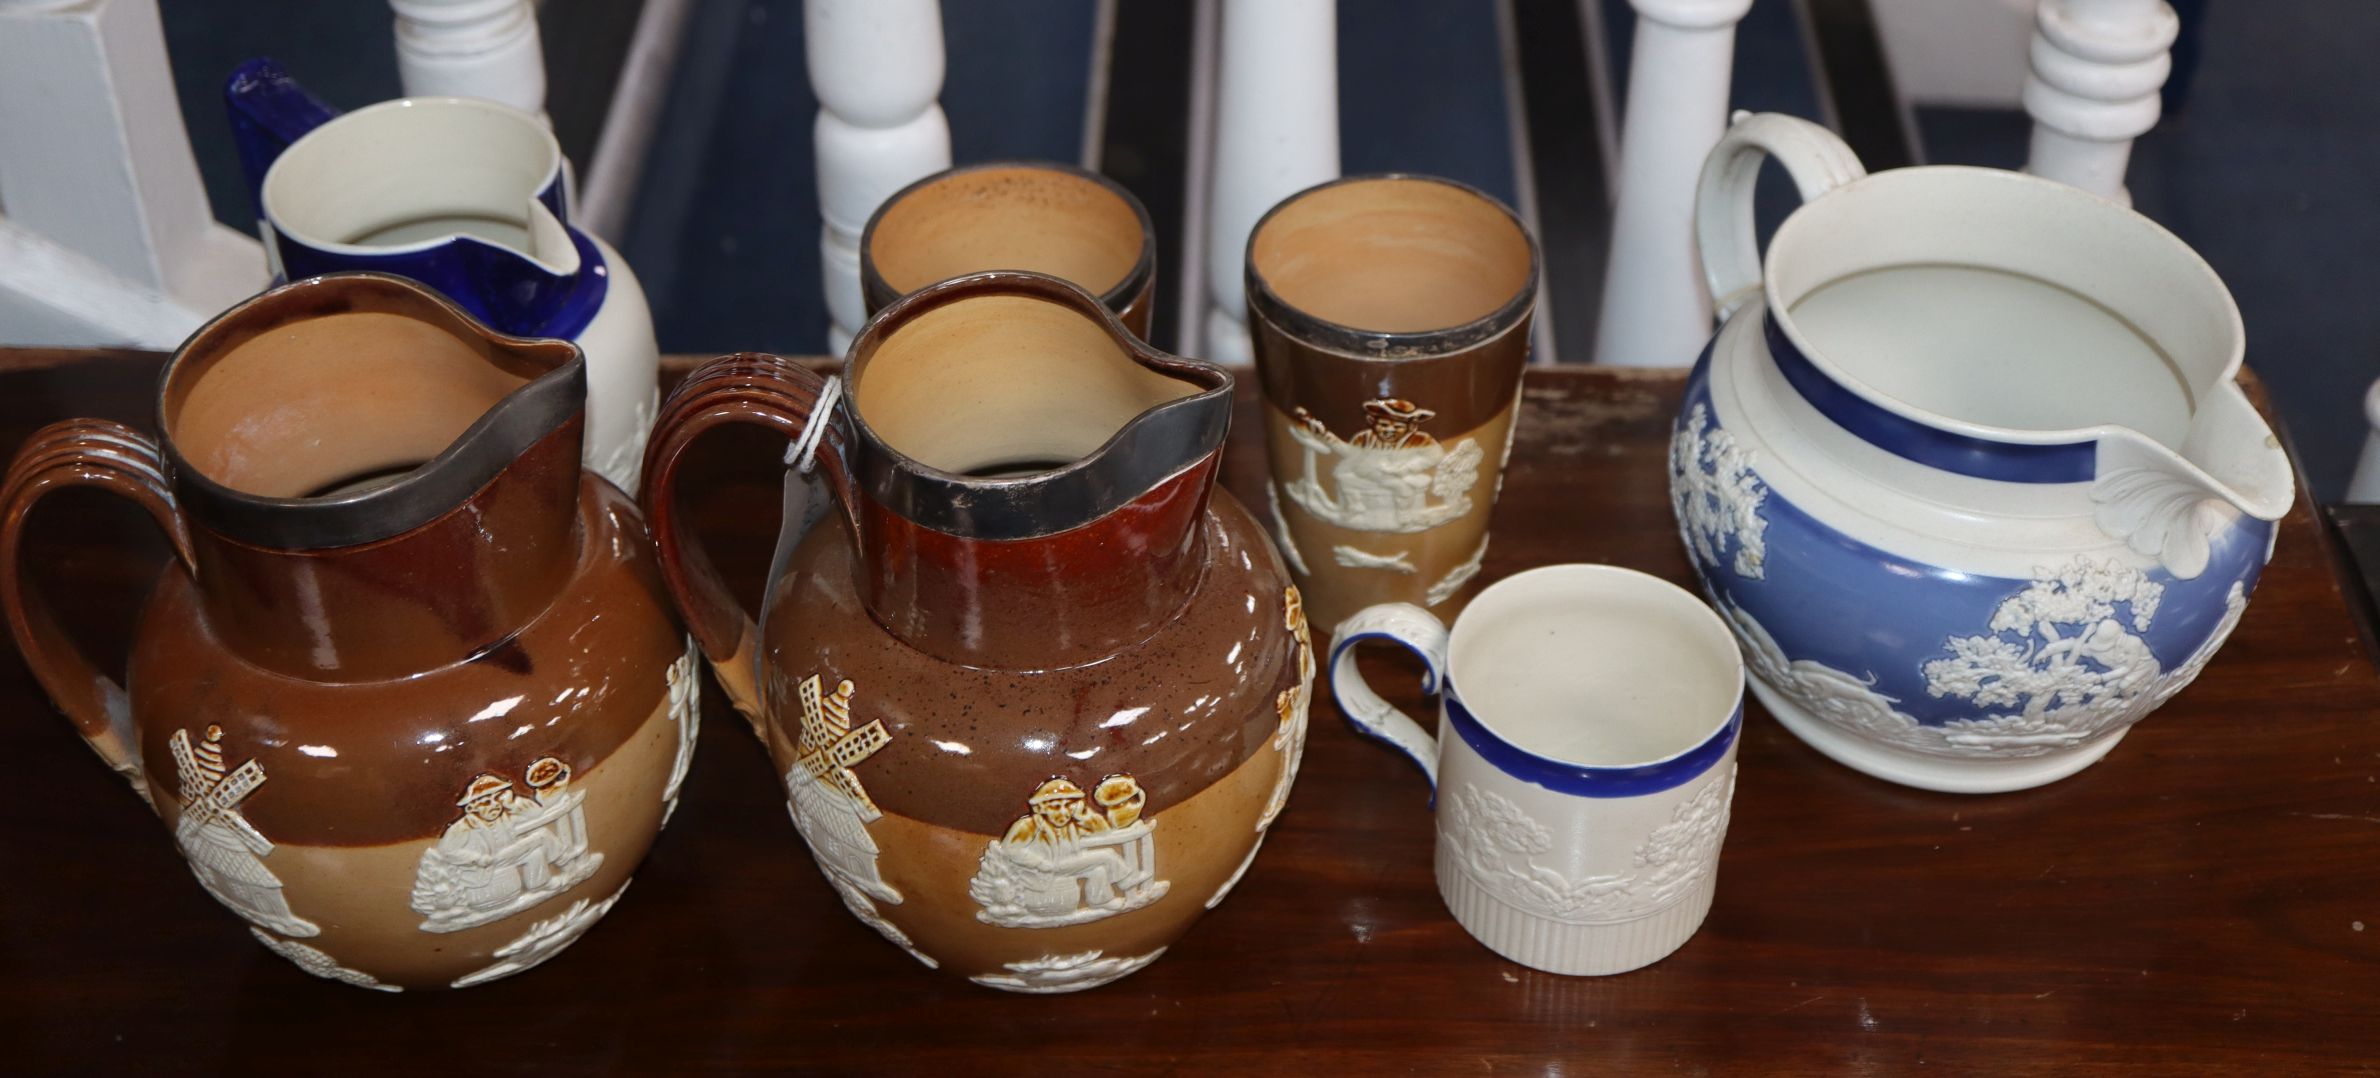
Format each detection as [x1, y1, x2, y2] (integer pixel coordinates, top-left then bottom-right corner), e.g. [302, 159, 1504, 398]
[1282, 398, 1484, 536]
[660, 642, 701, 824]
[409, 755, 603, 933]
[784, 674, 902, 903]
[971, 773, 1169, 928]
[171, 726, 319, 938]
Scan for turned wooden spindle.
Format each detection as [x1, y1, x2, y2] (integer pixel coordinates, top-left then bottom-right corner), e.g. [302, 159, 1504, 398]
[807, 0, 951, 353]
[390, 0, 548, 118]
[1203, 0, 1338, 365]
[1592, 0, 1755, 368]
[2021, 0, 2178, 204]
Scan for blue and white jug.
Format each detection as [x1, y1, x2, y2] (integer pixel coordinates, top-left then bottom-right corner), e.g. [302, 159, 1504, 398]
[224, 59, 659, 492]
[1669, 113, 2294, 794]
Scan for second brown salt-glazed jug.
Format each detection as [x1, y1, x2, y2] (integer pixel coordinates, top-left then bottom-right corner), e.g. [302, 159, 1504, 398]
[0, 274, 696, 991]
[642, 271, 1313, 992]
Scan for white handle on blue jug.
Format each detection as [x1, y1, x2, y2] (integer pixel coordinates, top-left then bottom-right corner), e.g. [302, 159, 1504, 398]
[1693, 111, 1869, 324]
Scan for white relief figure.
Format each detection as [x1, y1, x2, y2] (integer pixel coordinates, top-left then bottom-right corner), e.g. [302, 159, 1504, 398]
[971, 774, 1169, 928]
[250, 928, 399, 992]
[660, 640, 701, 825]
[1726, 601, 1947, 756]
[170, 726, 319, 938]
[1265, 481, 1311, 577]
[781, 674, 930, 965]
[450, 879, 632, 988]
[1922, 558, 2183, 751]
[1443, 770, 1734, 924]
[1332, 545, 1416, 573]
[1282, 400, 1482, 534]
[970, 947, 1168, 993]
[410, 756, 604, 933]
[1425, 537, 1489, 607]
[1669, 403, 1768, 579]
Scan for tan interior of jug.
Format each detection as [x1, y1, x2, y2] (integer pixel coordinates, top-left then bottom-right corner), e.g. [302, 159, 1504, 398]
[169, 311, 532, 498]
[868, 166, 1145, 299]
[1250, 177, 1532, 334]
[857, 293, 1198, 476]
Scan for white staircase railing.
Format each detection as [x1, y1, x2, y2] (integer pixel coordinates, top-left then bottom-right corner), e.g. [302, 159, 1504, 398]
[806, 0, 951, 354]
[1201, 0, 1338, 365]
[2020, 0, 2177, 205]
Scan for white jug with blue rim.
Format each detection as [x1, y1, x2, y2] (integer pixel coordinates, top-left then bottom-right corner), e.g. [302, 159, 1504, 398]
[1669, 112, 2294, 794]
[224, 59, 659, 493]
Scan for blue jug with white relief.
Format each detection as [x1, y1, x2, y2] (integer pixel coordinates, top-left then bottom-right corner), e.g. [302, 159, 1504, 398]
[224, 58, 659, 492]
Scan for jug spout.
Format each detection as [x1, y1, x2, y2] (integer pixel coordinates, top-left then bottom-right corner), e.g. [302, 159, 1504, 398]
[224, 58, 338, 218]
[2092, 384, 2294, 579]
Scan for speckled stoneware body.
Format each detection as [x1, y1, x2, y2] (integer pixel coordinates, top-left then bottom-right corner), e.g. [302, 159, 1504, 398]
[1670, 114, 2294, 793]
[0, 275, 695, 991]
[644, 272, 1313, 993]
[1245, 175, 1539, 631]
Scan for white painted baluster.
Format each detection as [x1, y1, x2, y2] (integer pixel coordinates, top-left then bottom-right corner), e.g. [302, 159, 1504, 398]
[807, 0, 951, 353]
[1203, 0, 1338, 365]
[390, 0, 548, 118]
[1591, 0, 1754, 368]
[2021, 0, 2177, 205]
[2350, 380, 2380, 504]
[0, 0, 264, 346]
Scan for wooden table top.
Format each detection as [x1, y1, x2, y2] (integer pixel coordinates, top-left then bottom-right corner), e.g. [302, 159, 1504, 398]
[2, 349, 2376, 1073]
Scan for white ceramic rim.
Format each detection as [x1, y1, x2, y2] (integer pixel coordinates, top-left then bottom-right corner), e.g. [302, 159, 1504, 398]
[259, 95, 565, 257]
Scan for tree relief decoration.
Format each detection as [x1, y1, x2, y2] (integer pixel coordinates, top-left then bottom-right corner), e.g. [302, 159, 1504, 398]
[1442, 770, 1735, 924]
[660, 640, 701, 825]
[170, 726, 318, 938]
[971, 774, 1169, 928]
[410, 756, 603, 933]
[1282, 398, 1483, 534]
[1426, 537, 1489, 607]
[250, 928, 399, 992]
[780, 674, 929, 964]
[1669, 402, 1768, 579]
[450, 879, 632, 988]
[1727, 561, 2249, 758]
[970, 947, 1168, 993]
[1258, 587, 1315, 834]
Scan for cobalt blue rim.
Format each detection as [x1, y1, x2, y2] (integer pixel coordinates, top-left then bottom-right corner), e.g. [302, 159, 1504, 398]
[1763, 314, 2097, 484]
[1444, 687, 1740, 799]
[268, 181, 606, 342]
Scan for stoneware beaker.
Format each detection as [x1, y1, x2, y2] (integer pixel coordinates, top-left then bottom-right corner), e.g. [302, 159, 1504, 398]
[1246, 174, 1539, 631]
[1671, 111, 2293, 793]
[0, 273, 695, 991]
[861, 161, 1158, 338]
[1329, 565, 1743, 976]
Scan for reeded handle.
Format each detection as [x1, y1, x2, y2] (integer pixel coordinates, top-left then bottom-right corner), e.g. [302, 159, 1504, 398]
[640, 353, 855, 723]
[1693, 110, 1869, 323]
[0, 420, 196, 798]
[1327, 603, 1452, 788]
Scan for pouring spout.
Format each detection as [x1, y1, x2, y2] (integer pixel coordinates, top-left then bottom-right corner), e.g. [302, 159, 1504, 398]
[223, 59, 338, 220]
[2091, 383, 2295, 579]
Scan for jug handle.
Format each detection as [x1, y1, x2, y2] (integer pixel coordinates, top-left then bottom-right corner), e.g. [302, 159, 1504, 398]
[1326, 603, 1453, 790]
[0, 420, 197, 801]
[223, 58, 339, 220]
[641, 354, 857, 723]
[1693, 111, 1869, 324]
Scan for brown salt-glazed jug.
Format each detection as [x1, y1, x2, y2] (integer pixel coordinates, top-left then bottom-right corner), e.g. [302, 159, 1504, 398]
[0, 274, 696, 991]
[642, 271, 1313, 993]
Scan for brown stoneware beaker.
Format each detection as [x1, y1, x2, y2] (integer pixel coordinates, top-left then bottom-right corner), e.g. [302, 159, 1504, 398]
[0, 273, 696, 991]
[861, 161, 1158, 337]
[641, 271, 1312, 992]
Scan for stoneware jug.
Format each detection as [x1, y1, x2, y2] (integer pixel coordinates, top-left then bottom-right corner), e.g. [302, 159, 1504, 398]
[223, 59, 660, 493]
[0, 274, 697, 990]
[641, 271, 1313, 992]
[1670, 112, 2293, 793]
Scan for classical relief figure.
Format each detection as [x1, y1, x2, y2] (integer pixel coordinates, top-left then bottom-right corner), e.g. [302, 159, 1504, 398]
[1282, 399, 1483, 536]
[970, 774, 1169, 928]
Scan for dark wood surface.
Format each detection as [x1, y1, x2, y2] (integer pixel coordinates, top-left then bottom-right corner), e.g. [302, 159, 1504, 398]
[3, 349, 2378, 1074]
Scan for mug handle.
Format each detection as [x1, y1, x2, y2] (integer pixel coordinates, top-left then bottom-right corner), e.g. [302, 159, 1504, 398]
[1693, 110, 1870, 324]
[0, 420, 197, 796]
[1327, 603, 1452, 788]
[640, 353, 858, 724]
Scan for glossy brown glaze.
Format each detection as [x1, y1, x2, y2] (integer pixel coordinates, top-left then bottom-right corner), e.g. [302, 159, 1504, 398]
[1246, 175, 1538, 628]
[8, 353, 2380, 1068]
[642, 273, 1312, 989]
[0, 277, 692, 991]
[862, 161, 1157, 338]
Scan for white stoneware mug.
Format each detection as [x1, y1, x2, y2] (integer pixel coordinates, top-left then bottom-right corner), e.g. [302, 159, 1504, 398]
[1328, 565, 1744, 976]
